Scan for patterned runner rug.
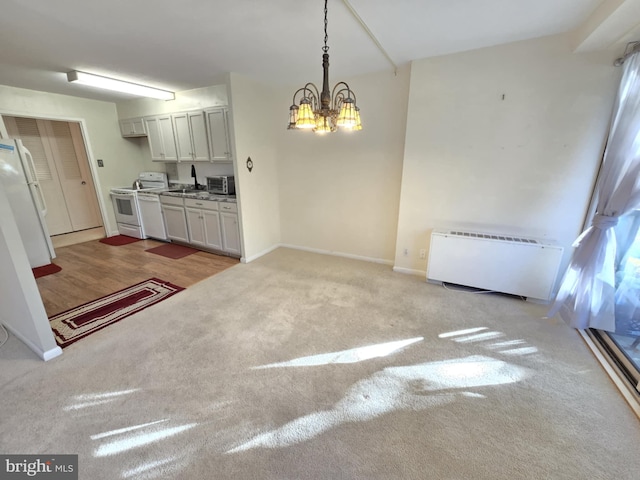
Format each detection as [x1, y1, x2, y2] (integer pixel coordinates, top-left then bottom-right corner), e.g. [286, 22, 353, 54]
[49, 278, 184, 348]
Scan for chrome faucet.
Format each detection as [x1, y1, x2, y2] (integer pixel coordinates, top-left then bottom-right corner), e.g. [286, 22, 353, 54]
[191, 164, 200, 190]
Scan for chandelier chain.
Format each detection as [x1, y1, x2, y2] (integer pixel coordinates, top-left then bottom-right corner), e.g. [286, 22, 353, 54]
[287, 0, 361, 132]
[323, 0, 329, 53]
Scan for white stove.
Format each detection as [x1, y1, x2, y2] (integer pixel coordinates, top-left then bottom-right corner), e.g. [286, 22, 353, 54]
[110, 172, 168, 239]
[110, 171, 169, 194]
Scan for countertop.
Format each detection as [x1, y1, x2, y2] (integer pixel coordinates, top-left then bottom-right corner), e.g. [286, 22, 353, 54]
[160, 189, 237, 203]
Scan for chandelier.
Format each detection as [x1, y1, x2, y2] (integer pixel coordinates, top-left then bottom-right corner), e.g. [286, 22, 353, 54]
[288, 0, 362, 133]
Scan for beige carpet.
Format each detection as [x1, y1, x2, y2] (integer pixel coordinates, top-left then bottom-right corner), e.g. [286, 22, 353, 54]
[1, 247, 639, 479]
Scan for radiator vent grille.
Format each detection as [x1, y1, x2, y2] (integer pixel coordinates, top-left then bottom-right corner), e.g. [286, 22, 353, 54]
[448, 231, 538, 244]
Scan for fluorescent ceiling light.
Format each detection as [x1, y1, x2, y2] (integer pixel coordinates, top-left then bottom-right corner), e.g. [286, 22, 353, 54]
[67, 70, 175, 100]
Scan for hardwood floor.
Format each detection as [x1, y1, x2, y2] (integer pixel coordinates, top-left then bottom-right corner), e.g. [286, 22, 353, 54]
[36, 238, 239, 316]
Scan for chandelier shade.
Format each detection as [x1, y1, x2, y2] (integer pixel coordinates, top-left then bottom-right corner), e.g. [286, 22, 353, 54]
[296, 99, 316, 129]
[336, 97, 357, 127]
[287, 0, 361, 134]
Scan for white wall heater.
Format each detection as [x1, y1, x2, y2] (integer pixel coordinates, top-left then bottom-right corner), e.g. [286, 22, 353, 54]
[427, 230, 564, 302]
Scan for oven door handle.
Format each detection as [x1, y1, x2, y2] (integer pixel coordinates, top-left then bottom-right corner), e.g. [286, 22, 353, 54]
[111, 192, 136, 199]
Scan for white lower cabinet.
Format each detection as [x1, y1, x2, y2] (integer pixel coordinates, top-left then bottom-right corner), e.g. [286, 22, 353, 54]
[162, 205, 189, 242]
[185, 207, 206, 246]
[160, 196, 189, 243]
[203, 210, 223, 250]
[160, 195, 239, 256]
[219, 203, 240, 255]
[184, 198, 236, 255]
[185, 200, 223, 251]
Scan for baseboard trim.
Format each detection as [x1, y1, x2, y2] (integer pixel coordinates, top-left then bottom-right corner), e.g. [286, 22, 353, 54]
[43, 346, 63, 361]
[393, 266, 427, 277]
[2, 323, 62, 362]
[242, 244, 281, 264]
[279, 244, 393, 266]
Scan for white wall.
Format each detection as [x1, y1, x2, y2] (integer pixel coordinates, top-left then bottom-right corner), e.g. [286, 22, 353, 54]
[228, 73, 281, 261]
[0, 85, 152, 234]
[0, 180, 61, 361]
[277, 66, 411, 264]
[394, 34, 621, 276]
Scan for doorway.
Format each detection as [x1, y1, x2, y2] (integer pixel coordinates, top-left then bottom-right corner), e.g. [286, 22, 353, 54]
[2, 116, 103, 237]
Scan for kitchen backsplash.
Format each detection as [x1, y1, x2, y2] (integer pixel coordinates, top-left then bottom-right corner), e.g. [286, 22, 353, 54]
[166, 162, 234, 185]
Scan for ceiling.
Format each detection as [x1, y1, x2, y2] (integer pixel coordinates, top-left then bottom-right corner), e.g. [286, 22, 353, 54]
[0, 0, 638, 103]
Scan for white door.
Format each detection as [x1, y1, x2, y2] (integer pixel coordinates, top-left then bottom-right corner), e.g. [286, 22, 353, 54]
[5, 117, 71, 235]
[45, 121, 102, 231]
[3, 116, 103, 236]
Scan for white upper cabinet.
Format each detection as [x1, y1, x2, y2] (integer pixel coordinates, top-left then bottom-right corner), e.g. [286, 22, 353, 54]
[172, 112, 210, 162]
[146, 115, 178, 162]
[206, 108, 232, 163]
[119, 117, 147, 137]
[145, 117, 163, 159]
[142, 107, 233, 164]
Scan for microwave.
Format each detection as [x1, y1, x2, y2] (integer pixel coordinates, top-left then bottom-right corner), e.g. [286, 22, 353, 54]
[206, 175, 235, 195]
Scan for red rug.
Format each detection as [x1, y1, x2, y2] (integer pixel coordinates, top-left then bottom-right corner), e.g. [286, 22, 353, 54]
[145, 243, 199, 259]
[49, 278, 184, 348]
[99, 235, 141, 246]
[32, 263, 62, 278]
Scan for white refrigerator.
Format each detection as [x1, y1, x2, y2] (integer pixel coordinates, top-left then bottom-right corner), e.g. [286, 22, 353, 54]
[0, 138, 55, 268]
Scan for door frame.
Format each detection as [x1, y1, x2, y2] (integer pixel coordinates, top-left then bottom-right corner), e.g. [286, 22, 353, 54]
[0, 111, 111, 235]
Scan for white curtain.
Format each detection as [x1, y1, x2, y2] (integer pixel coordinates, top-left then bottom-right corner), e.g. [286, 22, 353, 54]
[549, 52, 640, 331]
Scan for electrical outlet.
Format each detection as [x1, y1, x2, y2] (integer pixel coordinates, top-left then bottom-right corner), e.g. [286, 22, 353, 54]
[97, 159, 104, 167]
[403, 248, 409, 256]
[419, 249, 426, 259]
